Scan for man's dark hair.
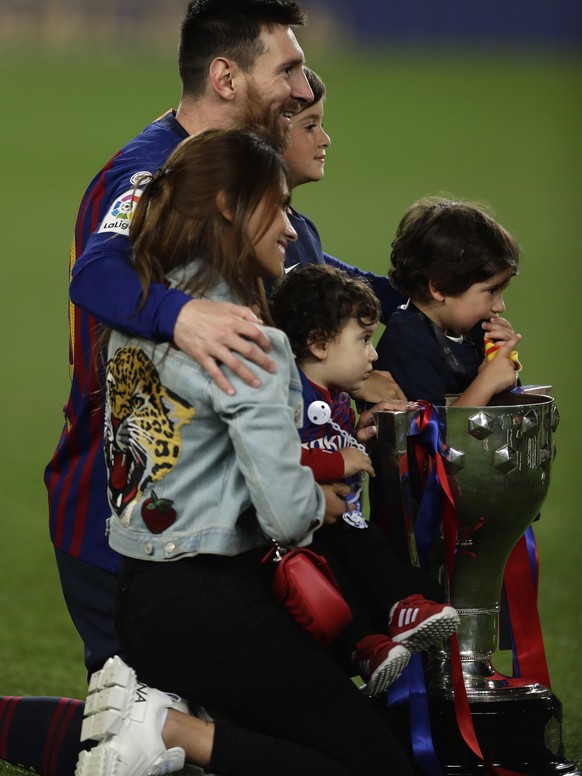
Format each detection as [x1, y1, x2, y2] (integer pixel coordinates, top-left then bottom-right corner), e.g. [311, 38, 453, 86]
[179, 0, 307, 99]
[271, 265, 380, 360]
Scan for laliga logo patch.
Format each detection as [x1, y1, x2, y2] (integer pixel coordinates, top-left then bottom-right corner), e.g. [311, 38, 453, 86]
[307, 400, 331, 425]
[111, 192, 139, 220]
[98, 188, 143, 235]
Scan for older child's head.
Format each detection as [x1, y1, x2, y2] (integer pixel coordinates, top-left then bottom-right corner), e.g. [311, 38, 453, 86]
[303, 66, 326, 105]
[130, 129, 295, 319]
[389, 197, 520, 303]
[271, 265, 380, 391]
[283, 67, 331, 189]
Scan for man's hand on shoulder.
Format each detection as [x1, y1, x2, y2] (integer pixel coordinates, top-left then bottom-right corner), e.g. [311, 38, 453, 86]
[173, 299, 276, 395]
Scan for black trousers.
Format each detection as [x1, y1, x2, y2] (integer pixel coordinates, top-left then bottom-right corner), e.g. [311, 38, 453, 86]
[54, 546, 122, 675]
[115, 550, 416, 776]
[311, 520, 445, 613]
[310, 520, 445, 662]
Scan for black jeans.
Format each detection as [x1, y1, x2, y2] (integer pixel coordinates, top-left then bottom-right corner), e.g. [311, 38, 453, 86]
[115, 549, 415, 776]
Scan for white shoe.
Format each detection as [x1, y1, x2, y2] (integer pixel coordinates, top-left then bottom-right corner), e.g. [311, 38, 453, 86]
[76, 655, 187, 776]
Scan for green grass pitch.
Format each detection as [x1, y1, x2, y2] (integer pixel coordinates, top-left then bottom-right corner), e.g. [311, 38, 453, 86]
[0, 46, 580, 772]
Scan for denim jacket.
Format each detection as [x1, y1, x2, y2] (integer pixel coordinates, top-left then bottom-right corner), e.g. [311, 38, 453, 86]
[104, 264, 325, 561]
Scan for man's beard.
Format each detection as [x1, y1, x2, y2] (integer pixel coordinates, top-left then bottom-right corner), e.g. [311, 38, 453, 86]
[235, 80, 295, 154]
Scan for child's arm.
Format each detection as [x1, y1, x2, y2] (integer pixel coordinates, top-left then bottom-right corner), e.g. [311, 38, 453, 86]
[301, 445, 375, 480]
[451, 334, 522, 407]
[339, 447, 375, 478]
[301, 447, 345, 482]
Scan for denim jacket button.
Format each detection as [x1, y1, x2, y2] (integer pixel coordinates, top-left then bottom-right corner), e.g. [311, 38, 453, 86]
[164, 542, 176, 556]
[144, 542, 153, 555]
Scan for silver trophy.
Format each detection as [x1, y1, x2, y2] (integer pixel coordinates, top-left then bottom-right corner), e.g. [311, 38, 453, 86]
[374, 392, 579, 774]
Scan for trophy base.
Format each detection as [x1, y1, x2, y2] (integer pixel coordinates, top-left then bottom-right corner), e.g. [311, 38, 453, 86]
[379, 689, 581, 775]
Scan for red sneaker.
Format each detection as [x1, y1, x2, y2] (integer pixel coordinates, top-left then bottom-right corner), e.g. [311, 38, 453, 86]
[353, 635, 410, 697]
[389, 594, 460, 653]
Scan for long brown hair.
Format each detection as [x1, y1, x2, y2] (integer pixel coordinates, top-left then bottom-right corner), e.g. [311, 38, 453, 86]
[130, 129, 289, 323]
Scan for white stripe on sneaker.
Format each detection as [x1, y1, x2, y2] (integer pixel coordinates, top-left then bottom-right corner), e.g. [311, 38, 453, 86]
[399, 607, 419, 628]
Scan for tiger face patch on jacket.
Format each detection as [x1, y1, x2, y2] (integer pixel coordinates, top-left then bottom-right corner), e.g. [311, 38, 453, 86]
[104, 346, 195, 519]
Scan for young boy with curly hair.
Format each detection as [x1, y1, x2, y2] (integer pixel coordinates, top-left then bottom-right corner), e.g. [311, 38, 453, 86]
[271, 264, 460, 696]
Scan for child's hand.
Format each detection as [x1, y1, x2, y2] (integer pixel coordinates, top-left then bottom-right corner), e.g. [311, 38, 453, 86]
[477, 334, 522, 394]
[483, 317, 522, 371]
[482, 316, 515, 343]
[354, 401, 418, 446]
[453, 334, 522, 407]
[320, 482, 351, 526]
[340, 447, 375, 478]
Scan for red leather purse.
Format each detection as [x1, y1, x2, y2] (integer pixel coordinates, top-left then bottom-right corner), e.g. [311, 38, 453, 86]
[262, 544, 353, 646]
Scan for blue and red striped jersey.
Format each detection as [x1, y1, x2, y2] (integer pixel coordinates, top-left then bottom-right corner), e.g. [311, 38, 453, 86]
[44, 112, 188, 572]
[298, 368, 355, 483]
